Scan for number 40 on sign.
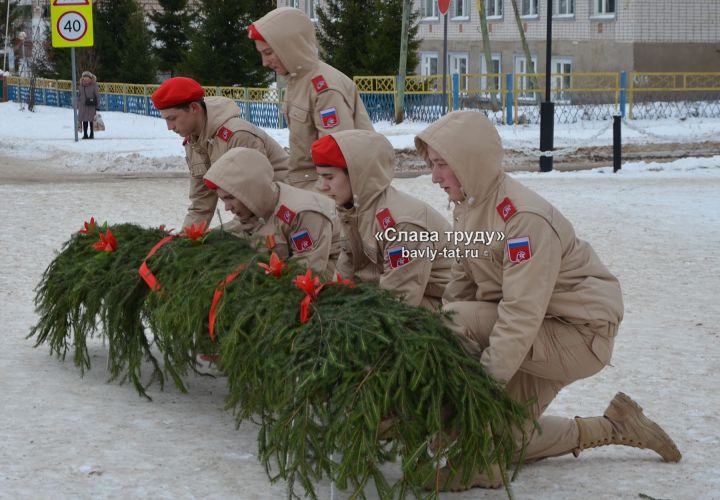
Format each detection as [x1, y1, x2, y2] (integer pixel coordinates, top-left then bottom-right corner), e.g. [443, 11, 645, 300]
[50, 0, 94, 48]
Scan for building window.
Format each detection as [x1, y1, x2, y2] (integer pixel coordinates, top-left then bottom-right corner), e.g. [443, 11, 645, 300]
[480, 53, 502, 99]
[421, 52, 439, 75]
[487, 0, 503, 18]
[514, 54, 538, 101]
[448, 52, 469, 89]
[521, 0, 538, 17]
[551, 58, 573, 102]
[594, 0, 615, 15]
[554, 0, 574, 16]
[287, 0, 299, 7]
[305, 0, 319, 20]
[453, 0, 469, 18]
[423, 0, 438, 18]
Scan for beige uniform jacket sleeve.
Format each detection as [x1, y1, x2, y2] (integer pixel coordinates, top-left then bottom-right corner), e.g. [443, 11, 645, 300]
[184, 176, 217, 228]
[313, 90, 359, 138]
[443, 259, 479, 303]
[379, 223, 436, 307]
[481, 213, 562, 382]
[288, 211, 334, 274]
[184, 132, 284, 228]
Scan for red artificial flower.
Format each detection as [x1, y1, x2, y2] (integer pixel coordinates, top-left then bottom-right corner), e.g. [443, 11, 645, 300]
[79, 217, 97, 234]
[299, 295, 313, 324]
[294, 269, 321, 298]
[92, 229, 117, 252]
[332, 272, 355, 288]
[294, 269, 324, 324]
[182, 220, 208, 241]
[258, 252, 286, 278]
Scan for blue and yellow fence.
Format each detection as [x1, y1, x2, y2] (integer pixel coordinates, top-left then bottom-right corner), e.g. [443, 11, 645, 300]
[4, 72, 720, 127]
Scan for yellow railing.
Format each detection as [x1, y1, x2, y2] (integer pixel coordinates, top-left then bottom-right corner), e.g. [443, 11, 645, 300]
[6, 72, 720, 125]
[628, 72, 720, 119]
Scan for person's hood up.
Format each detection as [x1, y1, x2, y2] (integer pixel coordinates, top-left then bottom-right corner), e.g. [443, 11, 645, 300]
[253, 7, 318, 77]
[415, 111, 504, 207]
[204, 148, 278, 221]
[332, 130, 394, 211]
[201, 96, 240, 142]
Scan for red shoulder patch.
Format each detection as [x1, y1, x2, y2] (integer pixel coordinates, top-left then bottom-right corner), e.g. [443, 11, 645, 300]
[496, 197, 517, 222]
[276, 205, 297, 225]
[217, 126, 234, 142]
[375, 208, 395, 231]
[312, 75, 329, 93]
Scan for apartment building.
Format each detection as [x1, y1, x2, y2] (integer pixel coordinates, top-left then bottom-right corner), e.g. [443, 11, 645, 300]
[416, 0, 720, 79]
[280, 0, 719, 77]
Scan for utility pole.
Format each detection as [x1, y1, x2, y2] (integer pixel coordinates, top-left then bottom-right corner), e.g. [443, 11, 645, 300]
[395, 0, 412, 123]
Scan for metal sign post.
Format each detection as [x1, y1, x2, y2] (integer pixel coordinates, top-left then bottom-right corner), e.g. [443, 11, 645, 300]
[438, 0, 450, 115]
[50, 0, 94, 142]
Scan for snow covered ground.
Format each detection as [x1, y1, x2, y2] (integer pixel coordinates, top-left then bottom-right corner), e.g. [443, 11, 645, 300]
[1, 103, 719, 499]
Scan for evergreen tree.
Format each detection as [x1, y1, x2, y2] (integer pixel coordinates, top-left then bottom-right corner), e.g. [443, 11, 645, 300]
[179, 0, 273, 87]
[317, 0, 420, 77]
[93, 0, 157, 83]
[149, 0, 192, 77]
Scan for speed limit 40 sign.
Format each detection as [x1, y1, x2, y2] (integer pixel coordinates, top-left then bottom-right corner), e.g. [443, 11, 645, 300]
[50, 0, 94, 48]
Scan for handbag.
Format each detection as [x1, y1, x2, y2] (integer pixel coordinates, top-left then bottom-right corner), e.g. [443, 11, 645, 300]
[85, 97, 97, 106]
[93, 112, 105, 132]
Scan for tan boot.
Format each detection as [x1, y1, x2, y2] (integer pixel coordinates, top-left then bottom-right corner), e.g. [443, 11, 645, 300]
[423, 463, 503, 492]
[574, 392, 681, 462]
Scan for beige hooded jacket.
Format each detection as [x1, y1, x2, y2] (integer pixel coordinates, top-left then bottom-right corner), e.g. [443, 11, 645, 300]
[183, 96, 289, 227]
[204, 148, 340, 275]
[252, 8, 373, 190]
[415, 111, 623, 382]
[331, 130, 453, 310]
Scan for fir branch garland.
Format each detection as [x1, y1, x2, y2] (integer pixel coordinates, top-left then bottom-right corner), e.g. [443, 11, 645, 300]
[31, 223, 530, 498]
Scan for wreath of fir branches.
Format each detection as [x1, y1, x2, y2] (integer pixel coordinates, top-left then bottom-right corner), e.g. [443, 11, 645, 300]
[31, 222, 531, 499]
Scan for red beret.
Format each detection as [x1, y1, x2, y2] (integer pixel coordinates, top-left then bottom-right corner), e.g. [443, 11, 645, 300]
[247, 24, 265, 42]
[151, 77, 205, 110]
[312, 135, 347, 168]
[203, 178, 219, 190]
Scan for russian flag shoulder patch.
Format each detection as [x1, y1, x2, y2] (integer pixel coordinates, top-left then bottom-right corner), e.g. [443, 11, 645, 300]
[507, 236, 532, 263]
[387, 246, 411, 269]
[291, 229, 314, 253]
[319, 107, 339, 129]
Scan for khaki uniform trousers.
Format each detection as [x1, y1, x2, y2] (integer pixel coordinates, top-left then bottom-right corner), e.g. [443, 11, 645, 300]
[444, 301, 617, 461]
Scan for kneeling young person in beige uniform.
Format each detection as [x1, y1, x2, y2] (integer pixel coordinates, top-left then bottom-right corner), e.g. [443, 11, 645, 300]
[414, 111, 681, 490]
[312, 130, 453, 310]
[152, 77, 289, 228]
[203, 148, 340, 275]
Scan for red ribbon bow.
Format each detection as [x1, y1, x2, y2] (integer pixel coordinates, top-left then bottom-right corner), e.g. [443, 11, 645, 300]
[208, 263, 248, 341]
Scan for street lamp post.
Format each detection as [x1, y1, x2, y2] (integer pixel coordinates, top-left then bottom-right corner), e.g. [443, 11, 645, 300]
[539, 0, 554, 172]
